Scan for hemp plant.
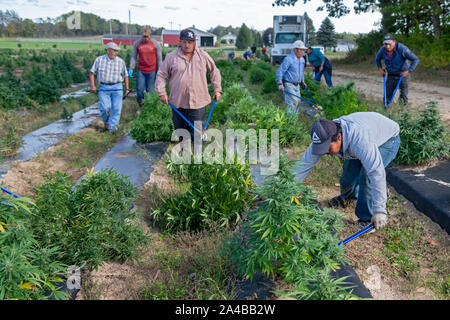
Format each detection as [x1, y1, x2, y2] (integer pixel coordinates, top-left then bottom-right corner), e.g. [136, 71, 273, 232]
[0, 194, 67, 300]
[225, 154, 354, 299]
[152, 155, 255, 232]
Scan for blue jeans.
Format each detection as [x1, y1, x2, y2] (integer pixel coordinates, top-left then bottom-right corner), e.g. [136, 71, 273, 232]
[339, 135, 401, 221]
[314, 59, 333, 87]
[98, 83, 123, 131]
[283, 82, 301, 114]
[136, 69, 156, 104]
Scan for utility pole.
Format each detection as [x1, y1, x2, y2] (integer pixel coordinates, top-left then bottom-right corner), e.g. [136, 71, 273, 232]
[169, 21, 173, 30]
[109, 20, 112, 34]
[178, 24, 181, 31]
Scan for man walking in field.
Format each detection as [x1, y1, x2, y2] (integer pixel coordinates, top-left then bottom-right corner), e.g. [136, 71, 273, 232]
[375, 33, 420, 105]
[294, 112, 401, 230]
[155, 29, 222, 142]
[90, 42, 130, 133]
[306, 46, 333, 87]
[129, 27, 163, 111]
[276, 40, 307, 114]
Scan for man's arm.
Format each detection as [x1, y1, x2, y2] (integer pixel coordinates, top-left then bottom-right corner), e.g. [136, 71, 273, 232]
[155, 56, 170, 104]
[375, 47, 386, 76]
[205, 52, 222, 101]
[89, 57, 98, 93]
[403, 44, 420, 72]
[153, 39, 163, 71]
[292, 143, 321, 182]
[275, 56, 290, 85]
[89, 72, 96, 93]
[129, 40, 140, 72]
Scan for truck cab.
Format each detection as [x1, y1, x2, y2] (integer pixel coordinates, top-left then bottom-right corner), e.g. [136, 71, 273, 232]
[270, 15, 307, 65]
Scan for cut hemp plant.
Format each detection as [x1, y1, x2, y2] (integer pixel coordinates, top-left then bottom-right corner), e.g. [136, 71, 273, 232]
[225, 154, 356, 300]
[151, 155, 255, 232]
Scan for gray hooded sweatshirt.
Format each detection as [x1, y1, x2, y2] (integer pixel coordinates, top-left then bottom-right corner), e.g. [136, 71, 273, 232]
[293, 112, 400, 213]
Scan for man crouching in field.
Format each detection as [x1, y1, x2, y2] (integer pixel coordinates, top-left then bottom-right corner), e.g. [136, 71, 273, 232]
[90, 42, 130, 133]
[294, 112, 401, 230]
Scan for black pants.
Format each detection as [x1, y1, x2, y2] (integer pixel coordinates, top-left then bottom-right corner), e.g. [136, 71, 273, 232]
[171, 106, 206, 142]
[386, 74, 408, 105]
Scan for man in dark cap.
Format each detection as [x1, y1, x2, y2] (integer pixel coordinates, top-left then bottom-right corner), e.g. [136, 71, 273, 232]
[375, 33, 420, 105]
[293, 112, 401, 230]
[155, 28, 222, 142]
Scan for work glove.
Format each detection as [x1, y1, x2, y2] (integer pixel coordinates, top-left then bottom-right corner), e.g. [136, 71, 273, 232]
[371, 212, 388, 229]
[278, 83, 284, 92]
[128, 69, 133, 78]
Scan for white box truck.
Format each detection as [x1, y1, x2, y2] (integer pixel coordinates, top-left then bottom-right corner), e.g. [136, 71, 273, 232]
[270, 15, 307, 65]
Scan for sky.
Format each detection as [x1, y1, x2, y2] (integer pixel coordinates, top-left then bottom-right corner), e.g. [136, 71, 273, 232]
[0, 0, 382, 33]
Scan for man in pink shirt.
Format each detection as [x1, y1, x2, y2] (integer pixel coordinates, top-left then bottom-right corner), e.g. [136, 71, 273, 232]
[155, 29, 222, 142]
[129, 27, 163, 109]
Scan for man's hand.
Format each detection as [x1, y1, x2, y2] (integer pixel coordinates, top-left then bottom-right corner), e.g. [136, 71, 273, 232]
[128, 69, 133, 78]
[278, 83, 284, 92]
[213, 91, 222, 102]
[379, 68, 386, 77]
[401, 70, 409, 78]
[124, 89, 131, 97]
[371, 212, 388, 229]
[90, 87, 97, 93]
[159, 94, 169, 105]
[300, 81, 306, 89]
[319, 64, 324, 72]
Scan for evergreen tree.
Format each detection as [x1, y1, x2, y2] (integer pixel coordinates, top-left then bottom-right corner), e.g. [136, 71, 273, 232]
[263, 27, 274, 46]
[304, 12, 316, 46]
[236, 23, 253, 50]
[316, 17, 337, 51]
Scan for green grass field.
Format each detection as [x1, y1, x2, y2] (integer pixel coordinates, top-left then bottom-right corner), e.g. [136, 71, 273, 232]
[0, 38, 105, 50]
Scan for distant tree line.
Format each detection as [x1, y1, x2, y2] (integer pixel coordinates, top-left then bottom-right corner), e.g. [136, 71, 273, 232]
[0, 10, 163, 37]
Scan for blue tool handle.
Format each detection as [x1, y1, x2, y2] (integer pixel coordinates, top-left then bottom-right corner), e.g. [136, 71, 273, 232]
[204, 99, 216, 130]
[303, 86, 318, 105]
[338, 224, 375, 247]
[1, 186, 34, 207]
[96, 89, 131, 92]
[383, 74, 387, 108]
[167, 102, 203, 135]
[1, 186, 21, 198]
[284, 90, 315, 106]
[388, 75, 403, 106]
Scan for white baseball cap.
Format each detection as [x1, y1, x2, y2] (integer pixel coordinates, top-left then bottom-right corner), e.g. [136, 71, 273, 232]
[105, 42, 120, 51]
[293, 40, 307, 50]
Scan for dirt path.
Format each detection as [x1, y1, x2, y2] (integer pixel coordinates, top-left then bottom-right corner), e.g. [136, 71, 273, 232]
[332, 67, 450, 125]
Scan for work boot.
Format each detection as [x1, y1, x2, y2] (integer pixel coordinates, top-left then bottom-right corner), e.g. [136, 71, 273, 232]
[136, 102, 143, 116]
[104, 123, 109, 131]
[328, 195, 355, 208]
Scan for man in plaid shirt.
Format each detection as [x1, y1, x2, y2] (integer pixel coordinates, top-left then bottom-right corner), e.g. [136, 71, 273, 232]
[90, 42, 130, 132]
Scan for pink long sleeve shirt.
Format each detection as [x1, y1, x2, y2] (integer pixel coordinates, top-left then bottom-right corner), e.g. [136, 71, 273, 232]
[155, 47, 222, 110]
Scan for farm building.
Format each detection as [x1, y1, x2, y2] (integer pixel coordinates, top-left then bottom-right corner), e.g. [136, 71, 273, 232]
[102, 34, 162, 46]
[221, 32, 237, 44]
[333, 39, 355, 52]
[162, 28, 217, 47]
